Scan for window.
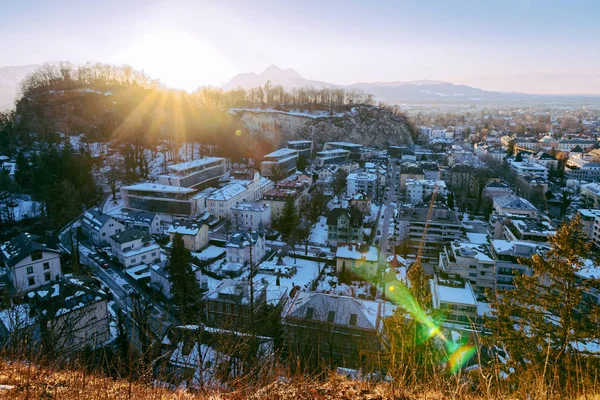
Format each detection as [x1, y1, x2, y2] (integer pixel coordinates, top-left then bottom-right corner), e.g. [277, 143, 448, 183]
[31, 252, 42, 261]
[305, 307, 314, 319]
[131, 258, 136, 263]
[28, 277, 35, 286]
[142, 255, 146, 260]
[26, 266, 34, 275]
[102, 232, 106, 236]
[151, 252, 156, 257]
[327, 311, 335, 323]
[349, 313, 358, 326]
[44, 273, 51, 282]
[43, 262, 50, 270]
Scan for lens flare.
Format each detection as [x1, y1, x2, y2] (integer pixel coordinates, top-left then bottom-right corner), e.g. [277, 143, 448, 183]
[235, 129, 242, 136]
[448, 345, 477, 374]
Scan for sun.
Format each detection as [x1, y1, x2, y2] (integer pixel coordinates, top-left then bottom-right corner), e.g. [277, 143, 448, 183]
[123, 31, 236, 92]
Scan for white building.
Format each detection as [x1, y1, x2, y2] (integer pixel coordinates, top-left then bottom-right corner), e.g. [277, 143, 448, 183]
[121, 183, 205, 217]
[405, 179, 448, 204]
[225, 231, 266, 265]
[231, 202, 272, 230]
[314, 149, 351, 167]
[207, 183, 252, 219]
[81, 208, 125, 247]
[492, 195, 538, 216]
[1, 233, 62, 293]
[167, 218, 209, 251]
[260, 148, 299, 178]
[123, 211, 163, 235]
[580, 183, 600, 209]
[346, 172, 378, 198]
[507, 160, 548, 179]
[430, 277, 479, 326]
[110, 229, 161, 268]
[158, 157, 226, 188]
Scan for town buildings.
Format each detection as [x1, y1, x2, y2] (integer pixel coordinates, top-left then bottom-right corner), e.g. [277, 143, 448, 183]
[260, 148, 299, 178]
[231, 202, 271, 230]
[110, 229, 160, 268]
[158, 157, 226, 188]
[166, 218, 209, 251]
[327, 208, 364, 243]
[81, 208, 125, 246]
[1, 233, 62, 293]
[346, 172, 378, 198]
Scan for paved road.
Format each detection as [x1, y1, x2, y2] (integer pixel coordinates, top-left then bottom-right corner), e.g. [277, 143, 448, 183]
[378, 161, 400, 263]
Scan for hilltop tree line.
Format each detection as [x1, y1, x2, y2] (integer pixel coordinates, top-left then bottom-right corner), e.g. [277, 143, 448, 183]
[193, 81, 375, 109]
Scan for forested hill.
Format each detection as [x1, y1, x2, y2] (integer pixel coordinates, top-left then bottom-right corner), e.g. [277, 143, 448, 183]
[2, 62, 416, 159]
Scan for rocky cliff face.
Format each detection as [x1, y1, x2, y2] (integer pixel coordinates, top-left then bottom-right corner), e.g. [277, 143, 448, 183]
[234, 105, 414, 150]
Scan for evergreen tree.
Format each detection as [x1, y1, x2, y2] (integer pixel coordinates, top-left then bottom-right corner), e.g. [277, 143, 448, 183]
[168, 233, 201, 322]
[278, 196, 298, 236]
[297, 154, 308, 172]
[486, 216, 600, 390]
[447, 191, 455, 210]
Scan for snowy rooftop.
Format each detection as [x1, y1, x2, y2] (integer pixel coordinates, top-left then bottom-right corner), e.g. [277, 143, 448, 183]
[405, 179, 447, 188]
[287, 140, 312, 145]
[431, 279, 477, 307]
[493, 195, 538, 212]
[166, 157, 224, 172]
[123, 183, 195, 194]
[347, 172, 378, 181]
[263, 148, 298, 158]
[231, 202, 269, 212]
[207, 183, 247, 201]
[336, 243, 378, 262]
[581, 183, 600, 196]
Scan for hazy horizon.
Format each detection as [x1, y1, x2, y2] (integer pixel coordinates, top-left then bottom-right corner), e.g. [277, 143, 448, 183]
[1, 0, 599, 94]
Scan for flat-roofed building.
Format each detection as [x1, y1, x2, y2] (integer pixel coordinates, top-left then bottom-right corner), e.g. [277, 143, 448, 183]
[490, 239, 549, 290]
[430, 277, 478, 326]
[287, 140, 313, 159]
[121, 183, 203, 216]
[260, 148, 299, 178]
[231, 202, 271, 230]
[323, 141, 373, 161]
[314, 149, 350, 167]
[346, 172, 378, 198]
[158, 157, 226, 188]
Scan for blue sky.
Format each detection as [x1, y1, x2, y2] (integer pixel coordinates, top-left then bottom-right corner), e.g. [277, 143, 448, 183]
[1, 0, 599, 93]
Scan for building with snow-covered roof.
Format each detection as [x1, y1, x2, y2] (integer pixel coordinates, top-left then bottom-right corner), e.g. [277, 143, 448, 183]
[81, 207, 124, 246]
[260, 148, 299, 178]
[262, 189, 299, 223]
[167, 217, 209, 251]
[314, 149, 351, 167]
[231, 202, 271, 230]
[225, 231, 265, 265]
[439, 241, 495, 291]
[158, 157, 226, 188]
[327, 208, 364, 243]
[493, 195, 538, 216]
[581, 183, 600, 209]
[323, 141, 373, 161]
[121, 183, 204, 217]
[123, 210, 163, 235]
[483, 181, 513, 199]
[566, 162, 600, 183]
[335, 243, 379, 279]
[1, 233, 62, 293]
[204, 279, 269, 329]
[489, 239, 549, 290]
[110, 229, 160, 268]
[530, 152, 558, 169]
[405, 179, 447, 204]
[503, 217, 555, 242]
[507, 160, 548, 180]
[430, 277, 478, 326]
[348, 192, 371, 215]
[282, 291, 395, 369]
[286, 140, 313, 159]
[206, 183, 252, 219]
[346, 172, 378, 198]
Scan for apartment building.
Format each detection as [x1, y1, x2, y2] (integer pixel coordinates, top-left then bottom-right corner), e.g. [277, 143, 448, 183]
[580, 183, 600, 209]
[489, 239, 549, 290]
[206, 183, 252, 219]
[1, 233, 62, 293]
[405, 179, 448, 204]
[231, 202, 272, 230]
[260, 148, 299, 178]
[314, 149, 351, 167]
[262, 189, 299, 222]
[158, 157, 226, 188]
[166, 218, 209, 251]
[327, 208, 364, 243]
[81, 207, 125, 246]
[286, 140, 313, 159]
[439, 241, 495, 291]
[121, 183, 205, 216]
[110, 229, 160, 268]
[346, 172, 378, 198]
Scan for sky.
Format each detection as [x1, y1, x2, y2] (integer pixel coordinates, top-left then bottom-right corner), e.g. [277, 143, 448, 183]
[1, 0, 599, 94]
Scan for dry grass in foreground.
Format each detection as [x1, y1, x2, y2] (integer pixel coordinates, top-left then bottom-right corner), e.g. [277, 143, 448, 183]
[0, 359, 599, 400]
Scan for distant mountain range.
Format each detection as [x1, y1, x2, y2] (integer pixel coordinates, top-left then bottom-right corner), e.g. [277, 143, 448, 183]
[0, 65, 39, 111]
[223, 65, 600, 105]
